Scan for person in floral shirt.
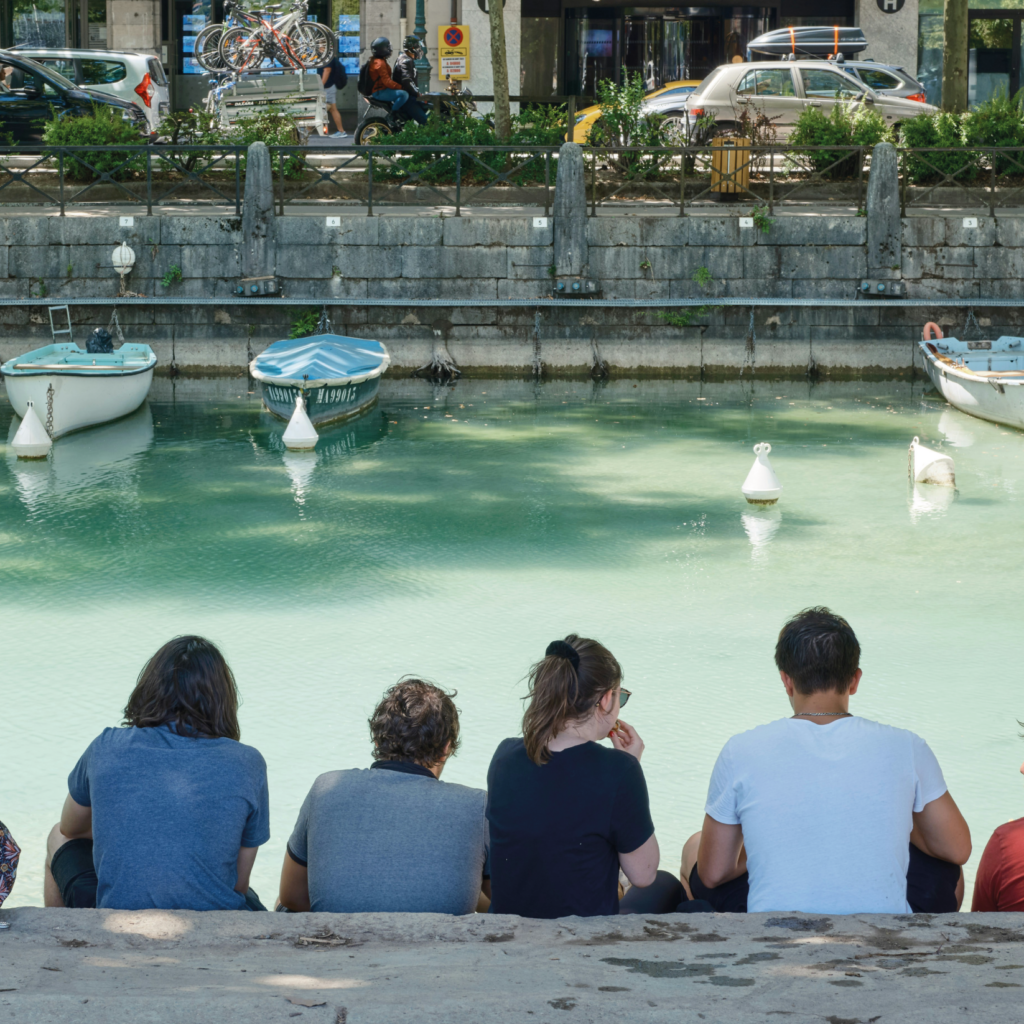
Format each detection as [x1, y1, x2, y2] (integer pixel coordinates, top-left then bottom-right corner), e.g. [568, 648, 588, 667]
[0, 820, 19, 906]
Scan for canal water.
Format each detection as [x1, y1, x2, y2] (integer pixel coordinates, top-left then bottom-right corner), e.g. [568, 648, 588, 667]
[1, 376, 1021, 909]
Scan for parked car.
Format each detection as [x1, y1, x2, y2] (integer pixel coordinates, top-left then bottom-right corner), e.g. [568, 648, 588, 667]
[571, 79, 702, 144]
[681, 60, 937, 138]
[835, 60, 928, 103]
[10, 48, 169, 132]
[0, 50, 151, 142]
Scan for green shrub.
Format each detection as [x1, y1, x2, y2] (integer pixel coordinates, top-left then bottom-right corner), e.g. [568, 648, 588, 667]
[899, 111, 978, 183]
[588, 69, 670, 179]
[230, 111, 304, 178]
[963, 89, 1024, 175]
[788, 101, 890, 178]
[42, 104, 146, 182]
[511, 103, 568, 147]
[155, 108, 222, 172]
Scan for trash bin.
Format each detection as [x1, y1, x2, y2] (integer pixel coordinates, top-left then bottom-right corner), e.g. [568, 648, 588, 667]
[710, 137, 751, 202]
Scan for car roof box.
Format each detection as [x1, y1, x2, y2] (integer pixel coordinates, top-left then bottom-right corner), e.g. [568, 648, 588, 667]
[747, 26, 868, 59]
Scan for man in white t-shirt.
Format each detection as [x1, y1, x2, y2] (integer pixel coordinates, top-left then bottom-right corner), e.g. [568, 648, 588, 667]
[681, 607, 971, 915]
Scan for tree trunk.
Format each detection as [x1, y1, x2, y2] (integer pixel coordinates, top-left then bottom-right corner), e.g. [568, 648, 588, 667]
[488, 0, 511, 141]
[942, 0, 969, 113]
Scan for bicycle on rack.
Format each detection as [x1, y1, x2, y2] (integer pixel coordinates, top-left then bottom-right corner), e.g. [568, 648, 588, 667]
[193, 0, 255, 72]
[217, 0, 336, 72]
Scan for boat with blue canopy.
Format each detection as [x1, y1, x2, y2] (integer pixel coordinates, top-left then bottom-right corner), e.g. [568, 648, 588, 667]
[249, 334, 391, 426]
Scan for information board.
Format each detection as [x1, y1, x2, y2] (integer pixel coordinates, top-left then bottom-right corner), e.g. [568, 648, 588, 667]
[438, 23, 470, 80]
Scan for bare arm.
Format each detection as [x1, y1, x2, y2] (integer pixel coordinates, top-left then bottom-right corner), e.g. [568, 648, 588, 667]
[696, 814, 747, 888]
[234, 846, 259, 895]
[277, 848, 311, 911]
[619, 833, 659, 888]
[321, 66, 331, 86]
[910, 791, 972, 865]
[59, 794, 93, 840]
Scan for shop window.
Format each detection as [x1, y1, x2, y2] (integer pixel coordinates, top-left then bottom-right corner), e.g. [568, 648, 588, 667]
[521, 17, 559, 97]
[87, 0, 106, 47]
[12, 0, 64, 45]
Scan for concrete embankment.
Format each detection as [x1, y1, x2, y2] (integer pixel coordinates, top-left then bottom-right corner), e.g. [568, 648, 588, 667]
[1, 908, 1022, 1022]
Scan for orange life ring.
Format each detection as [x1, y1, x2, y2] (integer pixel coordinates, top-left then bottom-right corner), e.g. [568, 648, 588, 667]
[922, 322, 943, 341]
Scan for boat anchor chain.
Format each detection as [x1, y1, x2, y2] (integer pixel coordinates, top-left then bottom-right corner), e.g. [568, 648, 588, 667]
[316, 305, 331, 335]
[963, 307, 982, 341]
[108, 308, 125, 345]
[45, 383, 54, 438]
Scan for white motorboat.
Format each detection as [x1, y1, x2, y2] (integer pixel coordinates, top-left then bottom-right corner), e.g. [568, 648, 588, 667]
[919, 323, 1024, 430]
[1, 341, 157, 439]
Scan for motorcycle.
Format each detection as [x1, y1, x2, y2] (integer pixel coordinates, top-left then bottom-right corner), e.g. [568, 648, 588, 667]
[354, 82, 479, 145]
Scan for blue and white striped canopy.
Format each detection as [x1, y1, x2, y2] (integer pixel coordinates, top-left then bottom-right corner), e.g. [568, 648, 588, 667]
[249, 334, 391, 387]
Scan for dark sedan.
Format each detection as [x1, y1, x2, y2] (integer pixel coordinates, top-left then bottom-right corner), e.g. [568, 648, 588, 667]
[0, 50, 150, 143]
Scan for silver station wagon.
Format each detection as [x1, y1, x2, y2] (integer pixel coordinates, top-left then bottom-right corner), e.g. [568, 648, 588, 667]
[683, 60, 937, 137]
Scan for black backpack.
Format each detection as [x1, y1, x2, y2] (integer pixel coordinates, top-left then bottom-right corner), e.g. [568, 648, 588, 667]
[357, 60, 374, 97]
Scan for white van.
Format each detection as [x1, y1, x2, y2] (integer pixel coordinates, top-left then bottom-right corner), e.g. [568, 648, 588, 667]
[11, 48, 170, 131]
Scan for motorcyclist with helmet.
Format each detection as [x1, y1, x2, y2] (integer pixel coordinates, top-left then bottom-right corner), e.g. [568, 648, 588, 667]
[392, 35, 429, 125]
[366, 36, 427, 126]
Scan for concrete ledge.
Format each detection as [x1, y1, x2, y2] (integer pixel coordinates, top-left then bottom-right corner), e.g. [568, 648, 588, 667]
[1, 908, 1022, 1023]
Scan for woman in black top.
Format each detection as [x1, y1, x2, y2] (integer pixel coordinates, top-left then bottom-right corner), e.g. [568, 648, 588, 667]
[486, 635, 698, 918]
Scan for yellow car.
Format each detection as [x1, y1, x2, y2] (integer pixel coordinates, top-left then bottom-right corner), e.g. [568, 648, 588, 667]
[570, 80, 703, 143]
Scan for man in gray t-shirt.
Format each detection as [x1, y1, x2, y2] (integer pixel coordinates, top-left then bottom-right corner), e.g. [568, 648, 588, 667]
[278, 679, 489, 915]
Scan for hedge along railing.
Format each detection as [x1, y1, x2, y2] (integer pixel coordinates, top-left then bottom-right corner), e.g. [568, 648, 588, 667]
[0, 145, 246, 215]
[899, 146, 1024, 216]
[270, 144, 559, 216]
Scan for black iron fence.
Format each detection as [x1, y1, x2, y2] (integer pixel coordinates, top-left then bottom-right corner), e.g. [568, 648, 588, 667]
[4, 143, 1024, 215]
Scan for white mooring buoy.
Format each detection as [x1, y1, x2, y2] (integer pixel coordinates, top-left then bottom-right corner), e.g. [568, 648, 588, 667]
[11, 401, 52, 459]
[282, 393, 318, 450]
[909, 436, 955, 487]
[741, 442, 782, 505]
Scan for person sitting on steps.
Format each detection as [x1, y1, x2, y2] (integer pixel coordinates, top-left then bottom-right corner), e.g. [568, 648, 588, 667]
[43, 636, 271, 912]
[278, 678, 490, 914]
[681, 607, 972, 915]
[391, 35, 429, 126]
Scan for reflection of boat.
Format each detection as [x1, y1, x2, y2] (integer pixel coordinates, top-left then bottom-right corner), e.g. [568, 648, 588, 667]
[250, 335, 390, 426]
[919, 332, 1024, 430]
[1, 342, 156, 438]
[5, 403, 154, 509]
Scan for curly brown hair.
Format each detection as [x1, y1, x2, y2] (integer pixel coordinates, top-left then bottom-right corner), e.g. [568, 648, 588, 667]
[369, 678, 461, 768]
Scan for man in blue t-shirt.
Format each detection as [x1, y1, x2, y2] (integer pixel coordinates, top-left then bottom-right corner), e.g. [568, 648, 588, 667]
[320, 49, 348, 139]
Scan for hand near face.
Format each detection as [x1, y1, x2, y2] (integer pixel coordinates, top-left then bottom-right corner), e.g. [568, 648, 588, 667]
[608, 719, 644, 761]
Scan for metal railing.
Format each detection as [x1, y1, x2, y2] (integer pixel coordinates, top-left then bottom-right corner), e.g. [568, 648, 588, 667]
[4, 143, 1024, 216]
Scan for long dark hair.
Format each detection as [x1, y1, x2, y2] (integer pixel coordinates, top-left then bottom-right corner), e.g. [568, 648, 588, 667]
[123, 635, 241, 741]
[521, 634, 622, 765]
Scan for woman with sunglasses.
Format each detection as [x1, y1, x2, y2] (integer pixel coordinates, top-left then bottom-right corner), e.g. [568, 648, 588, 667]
[486, 635, 694, 917]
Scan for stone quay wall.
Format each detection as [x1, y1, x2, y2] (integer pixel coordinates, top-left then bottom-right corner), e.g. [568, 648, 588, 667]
[0, 208, 1018, 376]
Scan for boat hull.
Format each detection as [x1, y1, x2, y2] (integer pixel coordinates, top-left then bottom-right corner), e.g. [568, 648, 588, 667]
[260, 377, 382, 426]
[921, 349, 1024, 430]
[3, 367, 156, 439]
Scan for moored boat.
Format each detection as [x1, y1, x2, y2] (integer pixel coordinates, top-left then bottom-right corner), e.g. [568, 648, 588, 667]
[918, 325, 1024, 430]
[1, 342, 157, 439]
[249, 334, 391, 426]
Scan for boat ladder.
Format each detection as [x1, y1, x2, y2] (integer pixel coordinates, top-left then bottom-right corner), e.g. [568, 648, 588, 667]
[48, 305, 72, 345]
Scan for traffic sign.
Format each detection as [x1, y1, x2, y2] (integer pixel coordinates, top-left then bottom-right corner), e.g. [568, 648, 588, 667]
[438, 23, 470, 80]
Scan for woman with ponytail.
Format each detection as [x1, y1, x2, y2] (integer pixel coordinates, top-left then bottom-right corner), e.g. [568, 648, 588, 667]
[486, 635, 701, 918]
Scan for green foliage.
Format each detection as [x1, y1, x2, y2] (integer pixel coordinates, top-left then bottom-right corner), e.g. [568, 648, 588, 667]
[66, 262, 73, 278]
[588, 70, 669, 179]
[161, 265, 182, 288]
[231, 111, 304, 179]
[42, 104, 146, 181]
[511, 104, 569, 147]
[963, 89, 1024, 175]
[898, 111, 977, 183]
[752, 204, 774, 234]
[655, 267, 720, 327]
[788, 101, 891, 178]
[290, 308, 320, 338]
[156, 108, 221, 172]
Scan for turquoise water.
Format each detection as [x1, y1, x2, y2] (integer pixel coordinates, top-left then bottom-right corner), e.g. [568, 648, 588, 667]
[2, 376, 1022, 909]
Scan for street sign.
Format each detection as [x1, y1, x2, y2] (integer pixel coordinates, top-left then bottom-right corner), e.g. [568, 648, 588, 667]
[438, 23, 470, 80]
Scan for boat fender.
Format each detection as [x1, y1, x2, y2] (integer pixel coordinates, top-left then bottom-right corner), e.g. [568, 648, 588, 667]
[11, 401, 52, 459]
[923, 322, 943, 341]
[909, 436, 955, 487]
[741, 442, 782, 505]
[282, 393, 318, 451]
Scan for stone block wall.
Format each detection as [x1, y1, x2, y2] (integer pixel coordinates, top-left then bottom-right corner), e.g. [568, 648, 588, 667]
[0, 211, 1020, 376]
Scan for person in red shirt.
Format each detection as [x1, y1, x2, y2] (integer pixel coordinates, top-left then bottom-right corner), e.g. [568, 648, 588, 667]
[972, 758, 1024, 912]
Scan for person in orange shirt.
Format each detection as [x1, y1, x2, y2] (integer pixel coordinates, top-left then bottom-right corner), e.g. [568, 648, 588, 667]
[366, 37, 414, 120]
[971, 757, 1024, 912]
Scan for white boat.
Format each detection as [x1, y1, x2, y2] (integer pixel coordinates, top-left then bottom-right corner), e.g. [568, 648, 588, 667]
[919, 325, 1024, 430]
[1, 342, 156, 439]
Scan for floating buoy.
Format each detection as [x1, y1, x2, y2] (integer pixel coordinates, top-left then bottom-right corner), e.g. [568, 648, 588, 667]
[11, 401, 51, 459]
[909, 436, 954, 487]
[741, 442, 782, 505]
[282, 394, 318, 450]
